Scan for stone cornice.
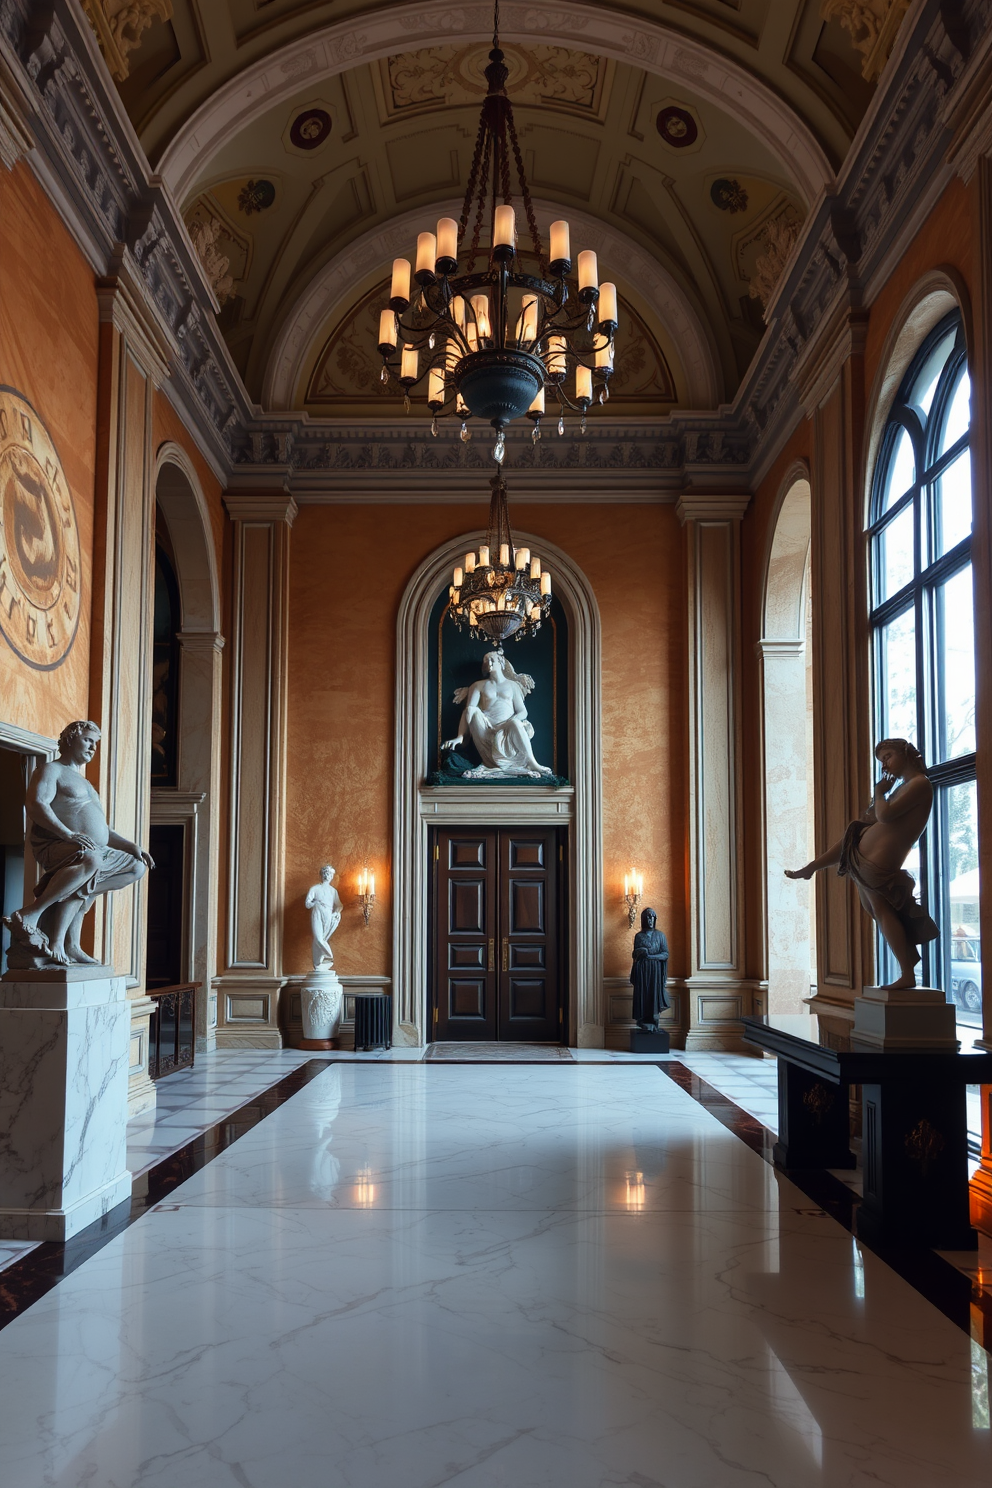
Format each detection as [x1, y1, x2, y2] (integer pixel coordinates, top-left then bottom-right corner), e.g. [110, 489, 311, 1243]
[1, 0, 990, 500]
[224, 491, 298, 527]
[676, 494, 750, 525]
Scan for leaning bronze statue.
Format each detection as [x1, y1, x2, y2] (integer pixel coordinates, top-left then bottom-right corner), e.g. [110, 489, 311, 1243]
[786, 737, 937, 990]
[2, 720, 154, 971]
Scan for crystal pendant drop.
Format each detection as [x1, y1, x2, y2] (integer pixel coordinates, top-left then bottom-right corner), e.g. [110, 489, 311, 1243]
[598, 388, 606, 404]
[580, 414, 587, 434]
[602, 384, 609, 402]
[532, 423, 541, 444]
[493, 430, 506, 464]
[428, 333, 436, 350]
[558, 414, 565, 436]
[586, 306, 595, 332]
[460, 422, 470, 443]
[380, 366, 389, 384]
[403, 394, 411, 413]
[431, 416, 439, 437]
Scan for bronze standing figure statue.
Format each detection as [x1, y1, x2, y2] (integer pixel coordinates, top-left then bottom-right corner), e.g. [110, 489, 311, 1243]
[786, 737, 937, 990]
[630, 907, 669, 1031]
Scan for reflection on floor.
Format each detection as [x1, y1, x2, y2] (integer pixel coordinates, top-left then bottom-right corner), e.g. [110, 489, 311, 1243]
[0, 1061, 989, 1487]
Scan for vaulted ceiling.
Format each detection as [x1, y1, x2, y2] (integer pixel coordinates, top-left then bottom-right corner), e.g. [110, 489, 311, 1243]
[89, 0, 902, 418]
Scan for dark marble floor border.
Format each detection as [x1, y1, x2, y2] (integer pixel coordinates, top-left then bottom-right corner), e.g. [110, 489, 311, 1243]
[0, 1058, 331, 1333]
[661, 1061, 992, 1347]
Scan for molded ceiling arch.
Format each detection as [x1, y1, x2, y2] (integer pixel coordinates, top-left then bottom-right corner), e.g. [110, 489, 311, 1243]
[159, 1, 834, 210]
[262, 198, 723, 411]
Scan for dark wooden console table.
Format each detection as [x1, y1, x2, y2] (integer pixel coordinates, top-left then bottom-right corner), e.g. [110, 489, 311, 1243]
[148, 982, 198, 1080]
[743, 1013, 992, 1250]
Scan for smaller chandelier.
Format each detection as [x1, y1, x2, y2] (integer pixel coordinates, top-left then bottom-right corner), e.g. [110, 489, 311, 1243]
[375, 1, 618, 463]
[448, 472, 551, 643]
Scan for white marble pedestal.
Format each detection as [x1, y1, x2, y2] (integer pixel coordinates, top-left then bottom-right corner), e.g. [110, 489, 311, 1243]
[852, 985, 959, 1051]
[299, 970, 342, 1050]
[0, 968, 132, 1240]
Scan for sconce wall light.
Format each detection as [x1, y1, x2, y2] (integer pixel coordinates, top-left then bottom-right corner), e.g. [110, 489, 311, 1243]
[358, 867, 376, 927]
[624, 871, 643, 929]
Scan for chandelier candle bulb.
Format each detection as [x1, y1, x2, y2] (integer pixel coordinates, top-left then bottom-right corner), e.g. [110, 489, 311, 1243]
[599, 282, 618, 326]
[401, 344, 419, 381]
[522, 295, 539, 342]
[547, 336, 567, 378]
[415, 231, 437, 281]
[499, 543, 510, 567]
[575, 365, 592, 403]
[452, 295, 467, 331]
[428, 364, 446, 406]
[378, 309, 397, 351]
[479, 545, 490, 566]
[550, 219, 570, 266]
[453, 567, 464, 588]
[578, 250, 599, 293]
[471, 295, 492, 340]
[530, 556, 541, 579]
[465, 552, 476, 573]
[595, 337, 614, 370]
[436, 217, 458, 266]
[390, 258, 411, 305]
[528, 387, 545, 416]
[541, 570, 551, 596]
[514, 548, 527, 570]
[494, 204, 516, 248]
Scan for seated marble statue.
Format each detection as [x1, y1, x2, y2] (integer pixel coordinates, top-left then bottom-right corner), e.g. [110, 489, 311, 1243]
[785, 737, 937, 990]
[630, 907, 669, 1031]
[2, 720, 153, 971]
[442, 649, 553, 779]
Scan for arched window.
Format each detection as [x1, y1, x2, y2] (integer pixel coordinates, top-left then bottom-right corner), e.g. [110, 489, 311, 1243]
[868, 311, 978, 1019]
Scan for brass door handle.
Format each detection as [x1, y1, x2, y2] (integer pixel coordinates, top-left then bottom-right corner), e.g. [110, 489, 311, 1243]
[502, 937, 509, 972]
[488, 938, 495, 971]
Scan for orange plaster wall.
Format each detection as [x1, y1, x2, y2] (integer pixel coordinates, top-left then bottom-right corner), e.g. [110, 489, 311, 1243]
[0, 161, 99, 738]
[152, 392, 226, 567]
[284, 502, 687, 987]
[864, 175, 975, 394]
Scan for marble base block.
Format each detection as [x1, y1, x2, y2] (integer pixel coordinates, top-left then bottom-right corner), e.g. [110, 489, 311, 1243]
[629, 1029, 670, 1053]
[0, 971, 132, 1240]
[852, 985, 959, 1051]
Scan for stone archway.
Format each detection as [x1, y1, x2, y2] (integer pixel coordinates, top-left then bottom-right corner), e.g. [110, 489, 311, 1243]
[393, 530, 603, 1047]
[759, 467, 814, 1012]
[153, 445, 225, 1047]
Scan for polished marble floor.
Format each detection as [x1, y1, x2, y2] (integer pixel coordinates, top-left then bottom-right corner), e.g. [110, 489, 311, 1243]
[1, 1060, 990, 1487]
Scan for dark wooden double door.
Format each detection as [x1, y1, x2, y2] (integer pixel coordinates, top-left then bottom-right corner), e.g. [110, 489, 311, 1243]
[432, 827, 564, 1042]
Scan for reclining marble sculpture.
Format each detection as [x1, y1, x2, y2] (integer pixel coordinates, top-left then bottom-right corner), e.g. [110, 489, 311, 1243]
[442, 649, 553, 779]
[785, 737, 937, 990]
[2, 719, 153, 972]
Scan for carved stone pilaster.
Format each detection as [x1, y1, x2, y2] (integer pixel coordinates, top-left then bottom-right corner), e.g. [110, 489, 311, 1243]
[216, 492, 296, 1047]
[679, 494, 752, 1050]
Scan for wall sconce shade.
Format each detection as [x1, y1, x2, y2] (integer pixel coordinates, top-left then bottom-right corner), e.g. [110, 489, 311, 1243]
[624, 871, 644, 929]
[358, 867, 376, 928]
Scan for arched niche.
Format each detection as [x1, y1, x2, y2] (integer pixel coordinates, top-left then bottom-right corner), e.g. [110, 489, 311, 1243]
[151, 445, 225, 1047]
[759, 466, 815, 1012]
[393, 530, 602, 1047]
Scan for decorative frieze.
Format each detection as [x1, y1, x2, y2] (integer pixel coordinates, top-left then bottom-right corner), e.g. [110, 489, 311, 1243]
[80, 0, 172, 83]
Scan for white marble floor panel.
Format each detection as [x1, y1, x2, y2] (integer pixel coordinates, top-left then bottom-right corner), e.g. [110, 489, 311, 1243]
[0, 1062, 989, 1487]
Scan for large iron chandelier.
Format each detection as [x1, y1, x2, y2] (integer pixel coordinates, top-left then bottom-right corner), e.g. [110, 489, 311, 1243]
[375, 1, 618, 464]
[447, 472, 551, 643]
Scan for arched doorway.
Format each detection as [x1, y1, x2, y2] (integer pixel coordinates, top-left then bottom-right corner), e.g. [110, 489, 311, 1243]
[149, 447, 224, 1048]
[760, 471, 816, 1012]
[393, 531, 603, 1047]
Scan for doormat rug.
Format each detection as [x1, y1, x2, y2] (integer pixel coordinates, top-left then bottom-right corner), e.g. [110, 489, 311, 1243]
[425, 1043, 575, 1062]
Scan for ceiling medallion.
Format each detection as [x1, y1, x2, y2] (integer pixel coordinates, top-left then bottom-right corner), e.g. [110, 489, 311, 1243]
[290, 108, 332, 150]
[656, 105, 698, 148]
[447, 471, 551, 644]
[374, 0, 619, 466]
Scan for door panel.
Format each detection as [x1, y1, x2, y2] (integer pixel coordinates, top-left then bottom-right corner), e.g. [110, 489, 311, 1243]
[435, 831, 498, 1040]
[500, 830, 559, 1041]
[433, 827, 562, 1042]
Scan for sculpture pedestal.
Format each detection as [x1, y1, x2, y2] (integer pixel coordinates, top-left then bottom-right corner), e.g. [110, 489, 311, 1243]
[629, 1028, 670, 1053]
[299, 970, 342, 1050]
[852, 985, 959, 1051]
[0, 968, 132, 1240]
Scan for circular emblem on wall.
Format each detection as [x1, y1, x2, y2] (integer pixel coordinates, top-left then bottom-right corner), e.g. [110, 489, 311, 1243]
[656, 106, 698, 148]
[290, 108, 332, 150]
[0, 387, 81, 670]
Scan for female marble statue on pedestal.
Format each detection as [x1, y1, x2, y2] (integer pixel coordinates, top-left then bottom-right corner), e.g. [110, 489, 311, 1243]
[630, 907, 669, 1031]
[305, 864, 341, 969]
